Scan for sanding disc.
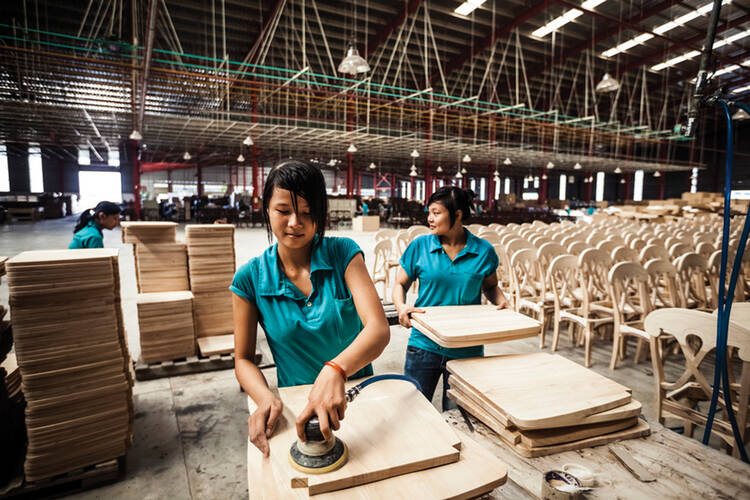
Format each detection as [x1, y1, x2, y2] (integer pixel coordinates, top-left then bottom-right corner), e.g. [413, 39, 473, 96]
[288, 438, 348, 474]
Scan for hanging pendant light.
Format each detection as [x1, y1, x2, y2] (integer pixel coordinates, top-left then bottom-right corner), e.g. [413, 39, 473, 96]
[328, 159, 337, 166]
[596, 73, 621, 93]
[546, 161, 555, 169]
[503, 157, 512, 165]
[243, 136, 253, 146]
[338, 41, 370, 74]
[462, 154, 472, 163]
[129, 129, 143, 141]
[410, 149, 420, 158]
[493, 170, 500, 181]
[436, 165, 444, 173]
[541, 174, 548, 180]
[614, 166, 622, 174]
[409, 170, 418, 177]
[653, 171, 661, 177]
[732, 108, 750, 121]
[620, 178, 626, 184]
[568, 176, 575, 184]
[237, 153, 245, 162]
[347, 144, 358, 153]
[574, 162, 582, 170]
[461, 167, 468, 174]
[369, 162, 377, 169]
[455, 168, 463, 179]
[183, 151, 191, 160]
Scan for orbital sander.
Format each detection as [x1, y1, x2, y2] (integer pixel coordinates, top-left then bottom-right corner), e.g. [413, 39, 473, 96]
[288, 374, 421, 474]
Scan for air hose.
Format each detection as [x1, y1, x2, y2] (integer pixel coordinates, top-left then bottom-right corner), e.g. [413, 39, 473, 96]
[344, 374, 422, 402]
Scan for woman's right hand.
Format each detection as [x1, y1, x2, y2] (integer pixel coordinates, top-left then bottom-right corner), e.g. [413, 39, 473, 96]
[248, 395, 284, 457]
[397, 306, 425, 328]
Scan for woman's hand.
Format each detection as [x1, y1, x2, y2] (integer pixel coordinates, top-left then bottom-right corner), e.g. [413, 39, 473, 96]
[397, 305, 425, 328]
[248, 395, 284, 457]
[495, 291, 510, 310]
[296, 365, 347, 443]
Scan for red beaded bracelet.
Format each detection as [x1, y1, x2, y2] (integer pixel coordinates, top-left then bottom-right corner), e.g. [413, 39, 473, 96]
[325, 361, 347, 381]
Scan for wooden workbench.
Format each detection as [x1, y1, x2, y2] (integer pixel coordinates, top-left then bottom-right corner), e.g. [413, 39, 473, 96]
[443, 409, 750, 499]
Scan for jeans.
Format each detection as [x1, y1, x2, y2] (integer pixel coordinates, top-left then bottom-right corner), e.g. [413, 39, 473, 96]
[404, 346, 457, 412]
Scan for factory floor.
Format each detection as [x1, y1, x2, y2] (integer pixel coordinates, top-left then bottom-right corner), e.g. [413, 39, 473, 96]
[0, 218, 689, 499]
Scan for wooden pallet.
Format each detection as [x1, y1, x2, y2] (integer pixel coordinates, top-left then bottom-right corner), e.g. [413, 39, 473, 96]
[134, 352, 268, 381]
[1, 456, 125, 499]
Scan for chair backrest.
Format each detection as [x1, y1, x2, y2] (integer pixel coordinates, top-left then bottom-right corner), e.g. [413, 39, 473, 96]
[596, 240, 619, 255]
[612, 246, 640, 263]
[479, 232, 502, 244]
[392, 230, 410, 256]
[567, 240, 591, 255]
[547, 254, 582, 310]
[466, 224, 484, 234]
[499, 232, 518, 246]
[640, 244, 670, 263]
[506, 238, 534, 256]
[608, 261, 651, 326]
[644, 258, 681, 309]
[629, 238, 647, 253]
[375, 228, 397, 242]
[510, 248, 543, 303]
[408, 225, 430, 240]
[696, 241, 715, 260]
[579, 248, 612, 301]
[675, 252, 711, 309]
[372, 239, 393, 276]
[707, 249, 745, 305]
[537, 242, 566, 269]
[669, 242, 691, 260]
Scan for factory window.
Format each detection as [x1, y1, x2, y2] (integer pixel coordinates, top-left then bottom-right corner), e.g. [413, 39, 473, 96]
[0, 145, 9, 192]
[559, 174, 567, 200]
[533, 176, 539, 189]
[595, 172, 605, 202]
[633, 170, 644, 201]
[522, 192, 539, 200]
[494, 177, 501, 199]
[28, 145, 44, 193]
[79, 171, 122, 209]
[691, 168, 698, 193]
[470, 178, 476, 193]
[523, 177, 529, 189]
[504, 177, 511, 195]
[108, 148, 120, 167]
[479, 177, 486, 201]
[78, 146, 90, 166]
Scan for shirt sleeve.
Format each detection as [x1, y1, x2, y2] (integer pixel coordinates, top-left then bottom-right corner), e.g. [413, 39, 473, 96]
[332, 237, 364, 275]
[399, 239, 418, 281]
[85, 235, 104, 249]
[482, 242, 500, 277]
[229, 260, 257, 304]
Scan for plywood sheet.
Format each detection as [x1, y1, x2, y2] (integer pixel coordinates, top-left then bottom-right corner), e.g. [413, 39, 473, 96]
[446, 353, 631, 430]
[197, 334, 234, 356]
[121, 222, 177, 244]
[193, 290, 234, 337]
[134, 243, 189, 293]
[411, 305, 541, 348]
[248, 429, 507, 499]
[137, 292, 196, 363]
[185, 224, 236, 292]
[255, 379, 461, 496]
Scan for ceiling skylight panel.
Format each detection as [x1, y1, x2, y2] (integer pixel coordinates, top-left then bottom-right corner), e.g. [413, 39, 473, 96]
[532, 0, 609, 39]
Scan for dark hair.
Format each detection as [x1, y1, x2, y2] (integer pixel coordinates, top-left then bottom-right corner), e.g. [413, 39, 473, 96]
[73, 201, 121, 233]
[427, 186, 475, 227]
[262, 159, 327, 247]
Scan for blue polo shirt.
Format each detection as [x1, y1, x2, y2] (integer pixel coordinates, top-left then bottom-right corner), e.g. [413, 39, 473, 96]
[400, 229, 499, 358]
[69, 220, 104, 249]
[230, 236, 373, 387]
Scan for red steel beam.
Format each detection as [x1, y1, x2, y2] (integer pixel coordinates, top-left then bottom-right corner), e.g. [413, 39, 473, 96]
[365, 0, 425, 59]
[432, 0, 554, 85]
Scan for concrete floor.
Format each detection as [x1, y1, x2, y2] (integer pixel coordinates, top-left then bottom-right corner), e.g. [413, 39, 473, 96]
[0, 217, 713, 499]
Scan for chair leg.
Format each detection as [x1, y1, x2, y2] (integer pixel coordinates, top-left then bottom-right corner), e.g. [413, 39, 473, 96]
[634, 338, 647, 364]
[538, 310, 546, 349]
[584, 325, 593, 368]
[609, 328, 621, 370]
[567, 321, 575, 344]
[552, 311, 561, 352]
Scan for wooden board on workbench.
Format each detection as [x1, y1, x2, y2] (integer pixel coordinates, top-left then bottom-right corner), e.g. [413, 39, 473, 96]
[248, 428, 507, 499]
[197, 334, 234, 356]
[411, 305, 541, 348]
[447, 353, 632, 430]
[257, 378, 462, 496]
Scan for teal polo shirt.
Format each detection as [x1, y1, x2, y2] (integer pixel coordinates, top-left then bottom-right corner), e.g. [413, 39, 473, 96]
[69, 220, 104, 249]
[400, 229, 499, 358]
[230, 236, 373, 387]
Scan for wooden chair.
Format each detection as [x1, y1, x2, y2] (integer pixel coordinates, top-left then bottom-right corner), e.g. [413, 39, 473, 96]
[612, 246, 640, 263]
[669, 242, 691, 261]
[479, 232, 502, 245]
[640, 244, 670, 263]
[567, 240, 591, 255]
[493, 243, 511, 290]
[645, 258, 681, 309]
[372, 239, 394, 299]
[644, 308, 750, 456]
[407, 225, 430, 241]
[675, 252, 712, 311]
[510, 248, 550, 348]
[375, 228, 397, 242]
[597, 240, 620, 256]
[630, 238, 647, 253]
[506, 238, 534, 257]
[696, 241, 716, 260]
[707, 249, 745, 307]
[608, 262, 653, 370]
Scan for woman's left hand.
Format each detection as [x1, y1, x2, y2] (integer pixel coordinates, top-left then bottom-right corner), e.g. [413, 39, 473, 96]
[495, 292, 510, 310]
[295, 364, 347, 443]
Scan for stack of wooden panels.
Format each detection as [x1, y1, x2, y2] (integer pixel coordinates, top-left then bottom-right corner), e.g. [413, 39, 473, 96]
[134, 243, 190, 293]
[136, 291, 196, 363]
[1, 352, 21, 399]
[121, 222, 177, 244]
[411, 305, 541, 348]
[6, 249, 134, 481]
[248, 378, 507, 498]
[447, 353, 649, 458]
[185, 225, 236, 341]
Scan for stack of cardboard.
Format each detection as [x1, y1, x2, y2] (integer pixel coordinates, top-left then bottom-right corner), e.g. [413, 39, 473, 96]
[136, 291, 196, 363]
[6, 249, 133, 481]
[134, 243, 190, 293]
[185, 225, 236, 351]
[121, 221, 177, 244]
[446, 353, 649, 457]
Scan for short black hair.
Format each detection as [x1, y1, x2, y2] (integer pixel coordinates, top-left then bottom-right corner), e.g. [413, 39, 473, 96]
[262, 159, 327, 247]
[427, 186, 475, 227]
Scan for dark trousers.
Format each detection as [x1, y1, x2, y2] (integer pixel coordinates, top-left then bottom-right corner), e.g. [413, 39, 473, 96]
[404, 346, 457, 412]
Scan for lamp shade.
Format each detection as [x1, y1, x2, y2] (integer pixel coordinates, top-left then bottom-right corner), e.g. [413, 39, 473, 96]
[596, 73, 620, 93]
[183, 151, 191, 160]
[503, 157, 512, 165]
[369, 162, 376, 169]
[237, 153, 245, 162]
[347, 144, 358, 153]
[338, 43, 370, 74]
[410, 149, 420, 158]
[436, 165, 443, 172]
[574, 162, 582, 170]
[732, 108, 750, 121]
[546, 161, 555, 169]
[614, 166, 622, 174]
[129, 129, 143, 140]
[462, 154, 472, 163]
[243, 136, 253, 146]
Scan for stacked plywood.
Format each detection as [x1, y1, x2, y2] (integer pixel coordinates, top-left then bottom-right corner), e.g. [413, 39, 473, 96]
[121, 221, 177, 244]
[248, 378, 507, 498]
[446, 353, 649, 457]
[136, 292, 196, 363]
[6, 249, 133, 481]
[411, 305, 541, 348]
[185, 225, 236, 344]
[1, 352, 21, 399]
[134, 243, 189, 293]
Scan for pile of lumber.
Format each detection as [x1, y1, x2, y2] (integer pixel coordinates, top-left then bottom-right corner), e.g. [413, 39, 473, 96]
[136, 292, 196, 363]
[1, 352, 21, 399]
[134, 243, 189, 293]
[121, 221, 177, 244]
[6, 249, 134, 481]
[446, 352, 649, 457]
[185, 225, 236, 345]
[248, 378, 508, 498]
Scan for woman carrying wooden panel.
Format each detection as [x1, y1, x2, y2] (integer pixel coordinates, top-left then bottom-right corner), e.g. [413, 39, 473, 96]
[392, 186, 509, 410]
[231, 160, 390, 457]
[68, 201, 121, 249]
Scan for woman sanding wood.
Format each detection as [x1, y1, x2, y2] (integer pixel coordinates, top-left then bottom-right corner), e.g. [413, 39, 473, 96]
[392, 186, 509, 410]
[68, 201, 121, 249]
[231, 160, 390, 457]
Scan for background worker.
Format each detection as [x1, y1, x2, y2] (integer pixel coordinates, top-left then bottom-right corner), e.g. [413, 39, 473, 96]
[68, 201, 121, 249]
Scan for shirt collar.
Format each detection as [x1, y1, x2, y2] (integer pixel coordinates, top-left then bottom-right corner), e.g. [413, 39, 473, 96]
[88, 220, 103, 234]
[258, 236, 329, 298]
[428, 228, 479, 256]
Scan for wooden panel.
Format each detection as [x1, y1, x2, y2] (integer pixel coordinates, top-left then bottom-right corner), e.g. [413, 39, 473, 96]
[137, 292, 196, 363]
[447, 353, 631, 430]
[254, 379, 461, 496]
[185, 224, 236, 292]
[121, 222, 177, 244]
[134, 243, 189, 293]
[248, 429, 507, 499]
[192, 290, 234, 338]
[411, 305, 541, 348]
[197, 334, 234, 356]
